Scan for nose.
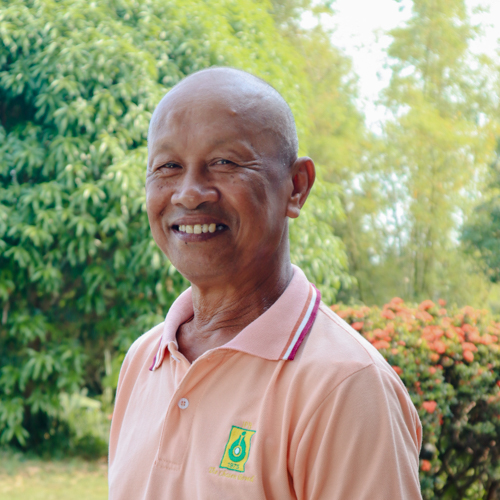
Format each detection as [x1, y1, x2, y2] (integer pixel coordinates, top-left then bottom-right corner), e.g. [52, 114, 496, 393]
[170, 168, 219, 209]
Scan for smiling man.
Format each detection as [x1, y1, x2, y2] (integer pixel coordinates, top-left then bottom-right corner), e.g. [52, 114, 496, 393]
[108, 68, 423, 500]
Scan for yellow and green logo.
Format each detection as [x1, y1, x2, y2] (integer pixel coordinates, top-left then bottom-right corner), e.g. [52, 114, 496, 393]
[220, 426, 256, 473]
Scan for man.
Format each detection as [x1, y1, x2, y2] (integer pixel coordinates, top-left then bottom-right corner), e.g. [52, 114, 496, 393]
[109, 67, 422, 499]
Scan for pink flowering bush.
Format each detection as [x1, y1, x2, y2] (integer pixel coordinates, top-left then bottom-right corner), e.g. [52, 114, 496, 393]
[332, 298, 500, 500]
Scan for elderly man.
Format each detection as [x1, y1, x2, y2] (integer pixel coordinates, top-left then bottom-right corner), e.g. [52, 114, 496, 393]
[109, 67, 422, 499]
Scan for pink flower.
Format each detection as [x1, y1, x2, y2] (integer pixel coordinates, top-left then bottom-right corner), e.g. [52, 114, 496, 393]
[421, 460, 431, 472]
[422, 401, 437, 413]
[462, 342, 478, 352]
[463, 350, 474, 363]
[381, 309, 396, 320]
[372, 340, 390, 350]
[419, 300, 435, 311]
[390, 297, 404, 306]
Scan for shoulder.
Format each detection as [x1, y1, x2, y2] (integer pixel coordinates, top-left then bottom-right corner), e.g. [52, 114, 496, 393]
[290, 302, 421, 443]
[296, 302, 385, 373]
[292, 302, 413, 401]
[289, 308, 422, 499]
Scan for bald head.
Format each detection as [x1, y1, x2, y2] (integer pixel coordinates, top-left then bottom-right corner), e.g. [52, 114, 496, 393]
[149, 67, 299, 167]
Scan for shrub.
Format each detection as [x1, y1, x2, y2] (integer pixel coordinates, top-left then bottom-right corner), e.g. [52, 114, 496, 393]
[332, 298, 500, 499]
[57, 390, 111, 459]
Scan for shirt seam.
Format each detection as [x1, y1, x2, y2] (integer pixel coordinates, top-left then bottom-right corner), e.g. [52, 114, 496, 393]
[315, 362, 376, 409]
[318, 305, 419, 400]
[318, 306, 378, 363]
[316, 305, 422, 440]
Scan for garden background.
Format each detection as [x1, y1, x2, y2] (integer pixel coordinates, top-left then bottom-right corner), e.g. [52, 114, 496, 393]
[1, 0, 500, 498]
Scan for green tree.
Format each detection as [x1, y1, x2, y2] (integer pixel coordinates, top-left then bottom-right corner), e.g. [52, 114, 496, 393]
[269, 0, 334, 32]
[367, 0, 496, 304]
[0, 0, 349, 449]
[463, 138, 500, 282]
[302, 29, 372, 303]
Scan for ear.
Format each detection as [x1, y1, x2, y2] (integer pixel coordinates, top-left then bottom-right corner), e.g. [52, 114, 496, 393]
[286, 157, 316, 219]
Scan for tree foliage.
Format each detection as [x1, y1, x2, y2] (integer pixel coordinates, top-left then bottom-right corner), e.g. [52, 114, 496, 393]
[381, 0, 496, 301]
[0, 0, 349, 448]
[296, 26, 376, 305]
[338, 0, 497, 306]
[463, 139, 500, 283]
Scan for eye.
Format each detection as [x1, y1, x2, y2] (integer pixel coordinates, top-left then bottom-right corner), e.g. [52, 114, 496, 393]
[156, 162, 181, 172]
[214, 159, 234, 166]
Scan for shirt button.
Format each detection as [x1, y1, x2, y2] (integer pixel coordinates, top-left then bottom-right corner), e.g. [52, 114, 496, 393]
[178, 398, 189, 409]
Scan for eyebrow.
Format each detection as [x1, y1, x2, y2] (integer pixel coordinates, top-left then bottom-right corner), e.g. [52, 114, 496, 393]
[211, 138, 257, 156]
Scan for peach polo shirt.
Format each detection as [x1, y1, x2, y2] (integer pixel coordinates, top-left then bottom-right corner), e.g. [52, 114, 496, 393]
[109, 265, 422, 500]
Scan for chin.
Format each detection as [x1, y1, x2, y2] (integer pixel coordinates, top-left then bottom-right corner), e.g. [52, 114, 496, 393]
[172, 258, 231, 284]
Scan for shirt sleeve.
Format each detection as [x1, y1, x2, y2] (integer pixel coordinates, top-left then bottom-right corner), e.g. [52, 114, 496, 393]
[108, 346, 134, 467]
[291, 363, 423, 500]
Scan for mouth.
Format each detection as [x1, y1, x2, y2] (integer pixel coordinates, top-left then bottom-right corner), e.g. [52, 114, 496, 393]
[172, 223, 228, 234]
[171, 222, 230, 241]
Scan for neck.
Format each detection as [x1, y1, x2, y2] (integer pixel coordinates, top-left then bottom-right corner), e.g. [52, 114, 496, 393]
[177, 258, 294, 362]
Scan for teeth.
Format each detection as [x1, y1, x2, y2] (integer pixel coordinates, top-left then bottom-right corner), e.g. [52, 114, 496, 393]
[176, 223, 223, 233]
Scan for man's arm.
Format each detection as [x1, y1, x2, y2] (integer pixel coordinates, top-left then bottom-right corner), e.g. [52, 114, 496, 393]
[291, 363, 422, 500]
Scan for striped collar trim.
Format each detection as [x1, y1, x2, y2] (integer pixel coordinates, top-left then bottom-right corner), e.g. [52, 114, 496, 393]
[149, 343, 161, 371]
[280, 283, 320, 360]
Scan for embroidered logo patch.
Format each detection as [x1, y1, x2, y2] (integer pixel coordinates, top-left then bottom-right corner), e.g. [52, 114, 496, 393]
[220, 426, 256, 473]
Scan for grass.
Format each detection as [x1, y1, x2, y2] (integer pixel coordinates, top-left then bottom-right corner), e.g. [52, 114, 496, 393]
[0, 449, 108, 500]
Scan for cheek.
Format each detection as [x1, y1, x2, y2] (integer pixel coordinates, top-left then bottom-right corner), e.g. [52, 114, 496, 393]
[225, 175, 266, 215]
[145, 184, 173, 248]
[224, 175, 285, 236]
[146, 181, 170, 219]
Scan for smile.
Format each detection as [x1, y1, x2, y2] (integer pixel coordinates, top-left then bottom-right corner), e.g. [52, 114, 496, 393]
[172, 223, 228, 234]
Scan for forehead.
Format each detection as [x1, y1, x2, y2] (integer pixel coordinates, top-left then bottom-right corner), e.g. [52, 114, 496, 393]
[155, 94, 241, 133]
[152, 84, 264, 133]
[148, 77, 284, 157]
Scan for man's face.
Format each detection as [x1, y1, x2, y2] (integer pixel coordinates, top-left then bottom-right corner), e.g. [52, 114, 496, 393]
[146, 85, 293, 286]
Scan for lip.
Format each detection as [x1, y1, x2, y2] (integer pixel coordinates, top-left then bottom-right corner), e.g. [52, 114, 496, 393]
[172, 228, 228, 242]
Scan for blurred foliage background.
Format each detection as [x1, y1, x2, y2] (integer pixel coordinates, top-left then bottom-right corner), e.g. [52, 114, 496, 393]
[1, 0, 500, 497]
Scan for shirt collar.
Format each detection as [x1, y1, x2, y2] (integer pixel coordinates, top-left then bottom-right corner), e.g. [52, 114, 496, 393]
[149, 264, 320, 371]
